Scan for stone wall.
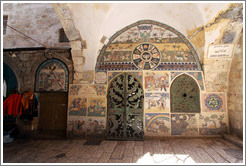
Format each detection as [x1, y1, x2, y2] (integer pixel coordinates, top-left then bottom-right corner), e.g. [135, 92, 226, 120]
[227, 34, 243, 138]
[3, 48, 73, 136]
[3, 3, 70, 48]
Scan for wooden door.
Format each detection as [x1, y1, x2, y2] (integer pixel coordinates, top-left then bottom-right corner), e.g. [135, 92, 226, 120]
[39, 92, 68, 137]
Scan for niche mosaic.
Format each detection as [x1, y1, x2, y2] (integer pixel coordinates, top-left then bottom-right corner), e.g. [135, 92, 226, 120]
[35, 59, 68, 92]
[170, 74, 200, 113]
[96, 20, 202, 71]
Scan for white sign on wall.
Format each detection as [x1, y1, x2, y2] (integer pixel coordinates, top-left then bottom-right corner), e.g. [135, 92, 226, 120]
[208, 44, 234, 58]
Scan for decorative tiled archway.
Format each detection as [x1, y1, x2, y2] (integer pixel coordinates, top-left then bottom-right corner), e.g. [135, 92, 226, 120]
[96, 20, 202, 71]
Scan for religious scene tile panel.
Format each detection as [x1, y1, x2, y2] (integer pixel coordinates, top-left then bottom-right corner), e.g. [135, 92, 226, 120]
[144, 93, 169, 113]
[87, 117, 106, 138]
[68, 97, 87, 116]
[145, 113, 171, 136]
[144, 71, 169, 93]
[87, 96, 106, 117]
[171, 114, 199, 135]
[35, 59, 68, 92]
[67, 116, 86, 138]
[199, 113, 228, 135]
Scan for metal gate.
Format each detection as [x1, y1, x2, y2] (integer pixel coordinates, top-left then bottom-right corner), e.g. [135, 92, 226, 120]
[107, 73, 144, 140]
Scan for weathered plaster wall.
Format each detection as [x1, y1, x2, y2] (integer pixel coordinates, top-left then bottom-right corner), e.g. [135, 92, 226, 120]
[227, 34, 243, 139]
[3, 3, 70, 48]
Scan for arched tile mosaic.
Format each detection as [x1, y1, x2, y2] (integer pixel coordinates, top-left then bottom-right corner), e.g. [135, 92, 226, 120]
[96, 20, 202, 71]
[35, 58, 69, 92]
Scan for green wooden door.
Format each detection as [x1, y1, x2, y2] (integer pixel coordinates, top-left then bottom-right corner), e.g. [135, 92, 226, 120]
[107, 73, 144, 140]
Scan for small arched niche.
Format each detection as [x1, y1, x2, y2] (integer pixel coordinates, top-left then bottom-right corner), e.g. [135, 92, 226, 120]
[170, 74, 200, 113]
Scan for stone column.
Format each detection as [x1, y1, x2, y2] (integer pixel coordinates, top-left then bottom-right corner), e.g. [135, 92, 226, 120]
[70, 40, 86, 84]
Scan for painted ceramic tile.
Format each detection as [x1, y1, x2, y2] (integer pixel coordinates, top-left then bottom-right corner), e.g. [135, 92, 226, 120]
[171, 114, 198, 135]
[145, 113, 170, 136]
[171, 72, 182, 81]
[79, 84, 97, 95]
[108, 71, 143, 83]
[35, 59, 68, 92]
[144, 71, 169, 92]
[82, 70, 94, 83]
[199, 113, 228, 135]
[108, 72, 122, 83]
[67, 116, 86, 137]
[187, 72, 205, 90]
[202, 93, 226, 112]
[87, 117, 106, 138]
[96, 20, 202, 71]
[68, 97, 87, 116]
[144, 93, 169, 113]
[87, 96, 106, 117]
[95, 71, 107, 84]
[69, 84, 82, 96]
[93, 85, 107, 96]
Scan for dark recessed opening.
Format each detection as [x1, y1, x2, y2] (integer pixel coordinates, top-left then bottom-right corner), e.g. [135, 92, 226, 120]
[183, 93, 187, 97]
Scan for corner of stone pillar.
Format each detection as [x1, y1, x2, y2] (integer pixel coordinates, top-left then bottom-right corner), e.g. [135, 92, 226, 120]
[70, 40, 86, 84]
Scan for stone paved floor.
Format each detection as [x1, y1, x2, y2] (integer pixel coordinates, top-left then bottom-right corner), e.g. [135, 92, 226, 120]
[3, 138, 244, 164]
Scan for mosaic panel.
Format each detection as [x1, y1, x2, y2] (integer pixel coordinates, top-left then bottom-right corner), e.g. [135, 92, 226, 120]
[95, 71, 107, 84]
[108, 71, 143, 83]
[79, 84, 97, 95]
[145, 93, 169, 113]
[145, 71, 169, 92]
[96, 20, 202, 71]
[68, 97, 87, 116]
[87, 96, 106, 117]
[199, 113, 228, 135]
[67, 116, 86, 137]
[87, 117, 106, 138]
[202, 93, 226, 112]
[145, 113, 170, 136]
[171, 72, 204, 90]
[69, 84, 82, 96]
[93, 85, 107, 96]
[35, 59, 68, 92]
[171, 114, 198, 135]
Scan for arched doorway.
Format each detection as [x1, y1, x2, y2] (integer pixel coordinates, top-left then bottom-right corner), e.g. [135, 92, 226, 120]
[3, 63, 18, 99]
[107, 73, 144, 140]
[170, 74, 200, 113]
[35, 58, 69, 138]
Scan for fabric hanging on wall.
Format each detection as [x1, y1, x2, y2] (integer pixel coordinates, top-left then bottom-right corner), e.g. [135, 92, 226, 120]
[3, 93, 23, 117]
[20, 91, 38, 120]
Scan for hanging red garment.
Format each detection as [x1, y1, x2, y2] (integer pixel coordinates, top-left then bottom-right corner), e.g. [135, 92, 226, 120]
[21, 91, 34, 111]
[3, 93, 23, 117]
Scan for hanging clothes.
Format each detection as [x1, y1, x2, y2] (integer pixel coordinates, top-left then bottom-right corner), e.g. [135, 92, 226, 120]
[20, 91, 38, 120]
[3, 93, 23, 117]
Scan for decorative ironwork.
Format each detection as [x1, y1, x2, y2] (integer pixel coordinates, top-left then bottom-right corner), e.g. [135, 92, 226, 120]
[107, 73, 144, 140]
[170, 74, 200, 113]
